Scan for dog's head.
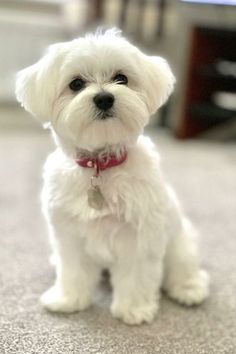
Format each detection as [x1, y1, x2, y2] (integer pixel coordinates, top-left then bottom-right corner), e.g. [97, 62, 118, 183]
[16, 29, 175, 151]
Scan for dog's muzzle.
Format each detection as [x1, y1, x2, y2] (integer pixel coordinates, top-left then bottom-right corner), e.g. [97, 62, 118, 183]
[93, 92, 114, 111]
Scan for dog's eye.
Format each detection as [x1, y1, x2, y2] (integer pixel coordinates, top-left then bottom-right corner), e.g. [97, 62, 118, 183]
[113, 74, 128, 85]
[69, 78, 85, 92]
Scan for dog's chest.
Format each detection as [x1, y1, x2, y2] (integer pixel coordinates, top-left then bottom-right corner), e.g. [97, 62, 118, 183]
[47, 163, 131, 222]
[77, 214, 135, 264]
[71, 173, 129, 221]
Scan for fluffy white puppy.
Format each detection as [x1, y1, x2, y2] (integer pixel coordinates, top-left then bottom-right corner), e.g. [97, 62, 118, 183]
[16, 29, 209, 325]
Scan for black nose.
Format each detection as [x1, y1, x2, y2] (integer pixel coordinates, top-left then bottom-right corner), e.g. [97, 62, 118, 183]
[93, 92, 114, 111]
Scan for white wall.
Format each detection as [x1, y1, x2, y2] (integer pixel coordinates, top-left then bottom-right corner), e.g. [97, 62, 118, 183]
[0, 0, 89, 102]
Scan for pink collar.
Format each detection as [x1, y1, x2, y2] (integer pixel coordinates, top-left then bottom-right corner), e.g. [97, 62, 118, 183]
[75, 150, 128, 176]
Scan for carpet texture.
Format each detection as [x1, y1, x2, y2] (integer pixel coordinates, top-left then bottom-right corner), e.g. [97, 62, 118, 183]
[1, 128, 236, 354]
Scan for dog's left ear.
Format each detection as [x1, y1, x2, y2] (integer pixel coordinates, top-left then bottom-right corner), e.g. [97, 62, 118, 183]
[139, 54, 176, 115]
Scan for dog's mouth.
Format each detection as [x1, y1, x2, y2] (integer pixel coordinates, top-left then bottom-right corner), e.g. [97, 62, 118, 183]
[96, 110, 114, 120]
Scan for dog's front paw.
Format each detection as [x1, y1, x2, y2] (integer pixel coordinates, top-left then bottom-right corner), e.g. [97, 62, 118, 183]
[166, 270, 209, 306]
[111, 301, 158, 325]
[40, 286, 91, 313]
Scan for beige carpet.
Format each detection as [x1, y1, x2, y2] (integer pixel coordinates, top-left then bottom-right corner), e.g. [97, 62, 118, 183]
[1, 126, 236, 354]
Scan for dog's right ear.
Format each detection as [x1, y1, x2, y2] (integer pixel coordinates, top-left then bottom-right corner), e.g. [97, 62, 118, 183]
[16, 62, 42, 119]
[15, 43, 65, 124]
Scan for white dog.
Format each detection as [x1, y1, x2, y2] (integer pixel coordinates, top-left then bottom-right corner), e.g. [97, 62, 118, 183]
[16, 29, 209, 325]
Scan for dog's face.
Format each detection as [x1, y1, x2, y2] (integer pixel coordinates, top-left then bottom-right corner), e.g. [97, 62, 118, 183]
[16, 29, 175, 151]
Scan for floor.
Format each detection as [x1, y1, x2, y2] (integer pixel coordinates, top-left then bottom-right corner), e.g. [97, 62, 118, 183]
[1, 120, 236, 354]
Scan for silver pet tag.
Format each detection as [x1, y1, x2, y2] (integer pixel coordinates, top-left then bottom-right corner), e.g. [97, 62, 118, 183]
[88, 185, 105, 210]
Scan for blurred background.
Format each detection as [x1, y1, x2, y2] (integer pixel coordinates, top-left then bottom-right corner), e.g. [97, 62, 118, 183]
[0, 0, 236, 138]
[1, 2, 236, 353]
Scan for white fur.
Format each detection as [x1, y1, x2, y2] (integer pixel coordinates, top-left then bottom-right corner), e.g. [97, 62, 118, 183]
[16, 29, 209, 325]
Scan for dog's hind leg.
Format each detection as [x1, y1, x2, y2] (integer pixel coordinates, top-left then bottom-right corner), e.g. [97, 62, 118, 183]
[162, 187, 209, 306]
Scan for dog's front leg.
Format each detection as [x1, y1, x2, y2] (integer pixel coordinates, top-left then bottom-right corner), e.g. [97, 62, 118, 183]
[111, 256, 163, 325]
[41, 215, 101, 313]
[110, 243, 164, 325]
